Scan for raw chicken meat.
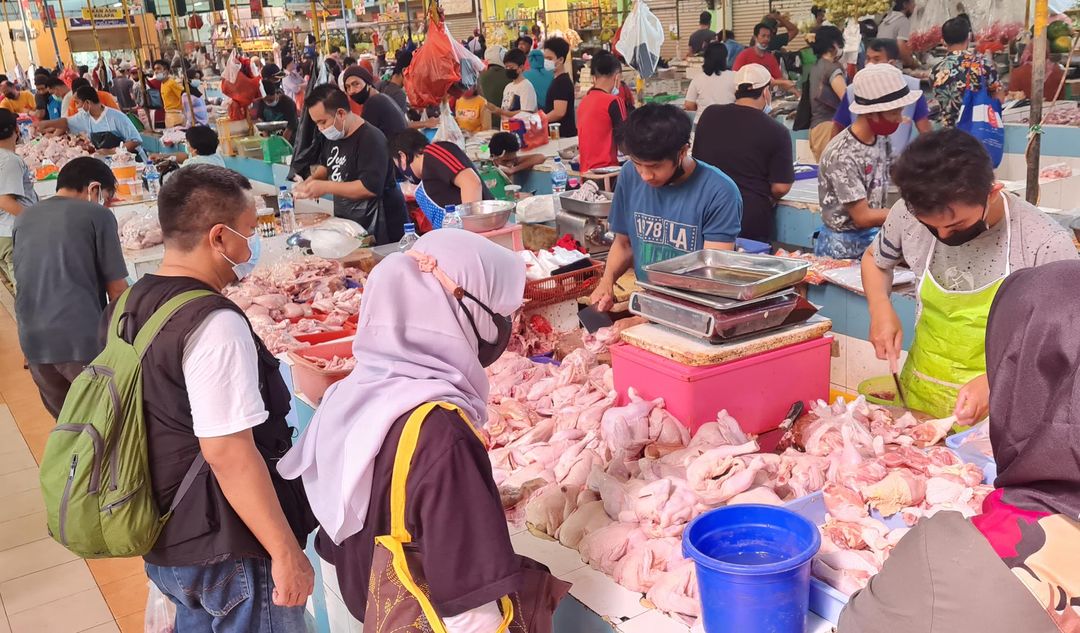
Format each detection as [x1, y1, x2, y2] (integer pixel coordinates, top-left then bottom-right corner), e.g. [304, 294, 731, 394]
[726, 486, 784, 506]
[578, 522, 643, 574]
[524, 484, 579, 538]
[118, 213, 164, 250]
[862, 469, 927, 516]
[645, 560, 701, 624]
[909, 416, 956, 448]
[600, 389, 660, 462]
[300, 355, 356, 372]
[15, 134, 92, 170]
[823, 482, 868, 522]
[556, 501, 612, 548]
[612, 537, 681, 593]
[627, 478, 700, 538]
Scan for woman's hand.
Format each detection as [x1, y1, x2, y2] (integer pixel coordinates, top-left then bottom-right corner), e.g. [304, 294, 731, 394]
[954, 374, 990, 426]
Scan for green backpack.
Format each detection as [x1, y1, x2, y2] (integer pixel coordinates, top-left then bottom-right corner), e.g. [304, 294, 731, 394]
[40, 288, 213, 558]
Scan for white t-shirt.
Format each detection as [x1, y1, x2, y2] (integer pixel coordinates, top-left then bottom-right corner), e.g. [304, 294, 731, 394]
[502, 79, 538, 113]
[686, 71, 737, 118]
[182, 309, 268, 438]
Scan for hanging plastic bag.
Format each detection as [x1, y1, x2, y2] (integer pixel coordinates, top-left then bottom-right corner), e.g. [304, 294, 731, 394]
[144, 581, 176, 633]
[434, 101, 466, 151]
[404, 16, 462, 108]
[449, 27, 486, 89]
[957, 79, 1004, 168]
[222, 52, 241, 84]
[615, 0, 664, 79]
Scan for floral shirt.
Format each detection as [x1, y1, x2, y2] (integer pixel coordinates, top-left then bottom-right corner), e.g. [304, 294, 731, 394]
[932, 50, 1001, 127]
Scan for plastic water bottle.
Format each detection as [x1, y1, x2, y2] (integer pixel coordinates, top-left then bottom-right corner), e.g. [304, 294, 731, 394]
[551, 157, 568, 194]
[398, 222, 419, 252]
[277, 184, 297, 234]
[442, 205, 463, 230]
[144, 164, 161, 198]
[16, 115, 32, 144]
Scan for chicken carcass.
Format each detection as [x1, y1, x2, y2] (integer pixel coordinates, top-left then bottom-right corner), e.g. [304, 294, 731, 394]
[553, 434, 603, 488]
[578, 522, 644, 574]
[861, 469, 927, 516]
[612, 537, 681, 593]
[600, 389, 660, 462]
[556, 500, 612, 549]
[524, 484, 579, 538]
[909, 416, 956, 448]
[628, 477, 700, 538]
[726, 486, 785, 506]
[685, 447, 765, 506]
[645, 560, 701, 624]
[823, 482, 868, 522]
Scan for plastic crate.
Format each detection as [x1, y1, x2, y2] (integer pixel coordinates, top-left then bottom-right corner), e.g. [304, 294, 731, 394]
[294, 322, 356, 345]
[522, 259, 603, 310]
[611, 336, 831, 436]
[287, 339, 354, 403]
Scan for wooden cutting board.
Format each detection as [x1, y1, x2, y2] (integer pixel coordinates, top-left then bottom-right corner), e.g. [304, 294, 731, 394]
[619, 316, 834, 366]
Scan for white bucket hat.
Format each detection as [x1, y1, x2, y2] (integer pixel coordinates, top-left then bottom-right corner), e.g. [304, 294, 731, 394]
[734, 64, 772, 91]
[849, 63, 922, 115]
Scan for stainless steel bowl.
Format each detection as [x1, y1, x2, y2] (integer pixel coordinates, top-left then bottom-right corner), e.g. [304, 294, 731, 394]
[455, 200, 515, 233]
[255, 121, 289, 134]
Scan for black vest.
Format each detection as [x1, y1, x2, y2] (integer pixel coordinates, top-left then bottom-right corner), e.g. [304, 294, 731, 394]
[104, 274, 316, 566]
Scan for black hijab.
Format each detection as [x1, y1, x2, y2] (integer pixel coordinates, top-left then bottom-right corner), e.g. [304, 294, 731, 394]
[985, 259, 1080, 518]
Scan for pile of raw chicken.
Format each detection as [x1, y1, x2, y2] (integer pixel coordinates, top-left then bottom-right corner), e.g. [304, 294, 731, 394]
[485, 348, 989, 625]
[118, 212, 164, 250]
[223, 256, 364, 353]
[15, 134, 92, 170]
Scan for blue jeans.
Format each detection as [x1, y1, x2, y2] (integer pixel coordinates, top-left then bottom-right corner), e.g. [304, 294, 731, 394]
[146, 557, 308, 633]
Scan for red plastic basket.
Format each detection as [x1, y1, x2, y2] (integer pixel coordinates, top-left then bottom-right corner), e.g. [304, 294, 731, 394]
[288, 340, 355, 403]
[522, 259, 603, 310]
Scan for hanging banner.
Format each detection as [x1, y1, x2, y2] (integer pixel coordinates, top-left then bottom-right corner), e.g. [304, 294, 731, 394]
[239, 36, 275, 51]
[81, 6, 126, 19]
[68, 16, 131, 27]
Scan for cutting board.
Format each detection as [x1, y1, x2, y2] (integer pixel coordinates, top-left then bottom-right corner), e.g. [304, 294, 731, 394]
[619, 316, 834, 367]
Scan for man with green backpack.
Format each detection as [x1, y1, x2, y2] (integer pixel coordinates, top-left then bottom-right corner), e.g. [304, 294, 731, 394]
[40, 164, 316, 632]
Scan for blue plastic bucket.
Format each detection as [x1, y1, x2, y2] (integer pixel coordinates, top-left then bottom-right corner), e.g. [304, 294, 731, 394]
[683, 504, 821, 633]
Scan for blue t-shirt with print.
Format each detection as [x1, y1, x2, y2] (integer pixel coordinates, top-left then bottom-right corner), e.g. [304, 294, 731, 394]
[609, 160, 743, 279]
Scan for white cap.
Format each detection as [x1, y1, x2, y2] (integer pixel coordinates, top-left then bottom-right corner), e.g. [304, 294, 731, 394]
[849, 63, 922, 115]
[734, 64, 772, 91]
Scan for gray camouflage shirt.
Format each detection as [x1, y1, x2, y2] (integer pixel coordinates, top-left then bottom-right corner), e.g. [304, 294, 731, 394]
[818, 129, 890, 232]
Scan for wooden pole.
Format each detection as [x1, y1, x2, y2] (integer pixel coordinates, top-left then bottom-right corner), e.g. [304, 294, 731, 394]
[54, 0, 76, 66]
[0, 0, 23, 68]
[83, 0, 103, 64]
[309, 0, 320, 55]
[1025, 0, 1049, 204]
[119, 0, 152, 122]
[41, 0, 64, 68]
[164, 0, 195, 120]
[15, 0, 35, 65]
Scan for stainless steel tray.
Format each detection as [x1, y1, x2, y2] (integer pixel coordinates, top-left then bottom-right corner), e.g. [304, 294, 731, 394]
[558, 191, 613, 218]
[635, 281, 797, 311]
[629, 291, 801, 342]
[643, 250, 809, 300]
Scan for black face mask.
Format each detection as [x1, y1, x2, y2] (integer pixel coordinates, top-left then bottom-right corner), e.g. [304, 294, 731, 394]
[457, 288, 512, 367]
[506, 69, 520, 80]
[350, 86, 370, 105]
[665, 154, 688, 186]
[923, 203, 989, 247]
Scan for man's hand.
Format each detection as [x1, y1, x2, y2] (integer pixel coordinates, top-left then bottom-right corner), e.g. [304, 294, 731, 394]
[869, 301, 903, 367]
[293, 178, 323, 199]
[590, 279, 615, 312]
[954, 374, 989, 426]
[270, 546, 315, 607]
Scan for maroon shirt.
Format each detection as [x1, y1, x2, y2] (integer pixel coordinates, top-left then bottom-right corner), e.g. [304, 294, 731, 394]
[315, 406, 524, 620]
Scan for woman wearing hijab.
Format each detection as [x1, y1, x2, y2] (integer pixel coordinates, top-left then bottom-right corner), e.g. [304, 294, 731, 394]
[839, 259, 1080, 633]
[279, 230, 567, 633]
[523, 48, 553, 106]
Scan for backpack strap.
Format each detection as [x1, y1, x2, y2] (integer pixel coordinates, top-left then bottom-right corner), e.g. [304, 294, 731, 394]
[106, 288, 133, 342]
[132, 290, 217, 358]
[168, 455, 207, 514]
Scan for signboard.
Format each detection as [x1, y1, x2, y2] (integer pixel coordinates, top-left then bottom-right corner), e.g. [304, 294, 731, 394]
[81, 6, 126, 20]
[68, 17, 132, 28]
[441, 0, 473, 14]
[239, 37, 275, 52]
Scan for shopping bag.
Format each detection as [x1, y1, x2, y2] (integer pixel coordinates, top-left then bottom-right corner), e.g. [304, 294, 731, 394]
[615, 0, 664, 79]
[433, 101, 466, 151]
[144, 581, 176, 633]
[956, 79, 1004, 168]
[449, 26, 486, 89]
[404, 16, 462, 108]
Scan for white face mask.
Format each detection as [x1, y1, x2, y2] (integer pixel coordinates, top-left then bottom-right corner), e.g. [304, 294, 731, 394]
[87, 182, 105, 206]
[320, 112, 345, 141]
[543, 58, 557, 71]
[611, 84, 620, 95]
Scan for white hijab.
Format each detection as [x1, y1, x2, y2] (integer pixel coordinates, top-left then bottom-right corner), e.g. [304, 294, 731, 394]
[278, 230, 526, 544]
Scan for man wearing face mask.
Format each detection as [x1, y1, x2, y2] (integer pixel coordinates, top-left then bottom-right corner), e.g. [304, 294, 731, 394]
[340, 65, 406, 141]
[814, 64, 917, 260]
[107, 164, 316, 631]
[389, 129, 493, 225]
[254, 64, 300, 142]
[590, 104, 742, 312]
[693, 64, 794, 243]
[542, 37, 576, 138]
[154, 60, 184, 128]
[13, 157, 126, 418]
[38, 86, 145, 157]
[862, 129, 1075, 425]
[295, 85, 407, 245]
[732, 22, 796, 92]
[576, 51, 628, 174]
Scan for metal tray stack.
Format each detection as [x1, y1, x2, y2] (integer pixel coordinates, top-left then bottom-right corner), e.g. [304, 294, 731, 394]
[631, 251, 816, 344]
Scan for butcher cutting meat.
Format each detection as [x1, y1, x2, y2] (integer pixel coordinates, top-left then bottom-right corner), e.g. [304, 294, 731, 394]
[279, 229, 569, 632]
[861, 128, 1075, 425]
[839, 261, 1080, 633]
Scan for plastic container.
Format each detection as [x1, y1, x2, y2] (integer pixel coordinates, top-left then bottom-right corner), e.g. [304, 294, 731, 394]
[144, 164, 161, 197]
[287, 339, 354, 403]
[611, 336, 832, 436]
[278, 185, 297, 234]
[946, 423, 997, 483]
[398, 223, 419, 252]
[683, 505, 820, 633]
[442, 205, 464, 229]
[857, 375, 903, 408]
[736, 238, 772, 254]
[551, 157, 568, 193]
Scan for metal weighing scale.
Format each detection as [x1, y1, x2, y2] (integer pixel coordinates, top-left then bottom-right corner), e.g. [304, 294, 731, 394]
[630, 251, 818, 344]
[555, 190, 615, 256]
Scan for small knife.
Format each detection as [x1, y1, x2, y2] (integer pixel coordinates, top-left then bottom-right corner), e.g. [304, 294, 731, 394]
[893, 372, 908, 408]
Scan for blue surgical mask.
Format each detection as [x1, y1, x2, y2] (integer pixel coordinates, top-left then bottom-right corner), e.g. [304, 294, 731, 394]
[222, 225, 261, 280]
[190, 79, 201, 89]
[320, 112, 345, 141]
[611, 85, 620, 95]
[764, 102, 773, 115]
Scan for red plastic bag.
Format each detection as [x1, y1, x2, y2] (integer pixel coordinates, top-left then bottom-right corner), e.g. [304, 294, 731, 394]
[404, 17, 461, 108]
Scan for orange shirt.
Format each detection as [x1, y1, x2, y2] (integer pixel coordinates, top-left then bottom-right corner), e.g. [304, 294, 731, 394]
[0, 91, 37, 114]
[67, 90, 120, 116]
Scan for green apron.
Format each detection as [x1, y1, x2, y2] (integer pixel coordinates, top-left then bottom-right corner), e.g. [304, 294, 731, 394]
[899, 193, 1011, 420]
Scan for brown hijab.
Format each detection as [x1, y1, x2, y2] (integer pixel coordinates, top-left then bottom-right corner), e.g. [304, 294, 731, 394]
[985, 259, 1080, 518]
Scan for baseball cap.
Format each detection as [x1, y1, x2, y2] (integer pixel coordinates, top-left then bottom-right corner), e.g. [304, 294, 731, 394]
[849, 63, 922, 114]
[734, 64, 772, 91]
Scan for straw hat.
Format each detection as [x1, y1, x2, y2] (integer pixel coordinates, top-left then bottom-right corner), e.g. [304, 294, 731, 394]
[849, 63, 922, 115]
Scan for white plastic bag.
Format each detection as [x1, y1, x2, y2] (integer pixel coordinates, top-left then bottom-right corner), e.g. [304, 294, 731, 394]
[222, 52, 241, 84]
[145, 581, 176, 633]
[615, 0, 664, 79]
[433, 101, 466, 151]
[448, 26, 486, 89]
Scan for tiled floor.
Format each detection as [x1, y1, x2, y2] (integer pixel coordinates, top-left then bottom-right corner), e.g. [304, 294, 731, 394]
[0, 287, 146, 633]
